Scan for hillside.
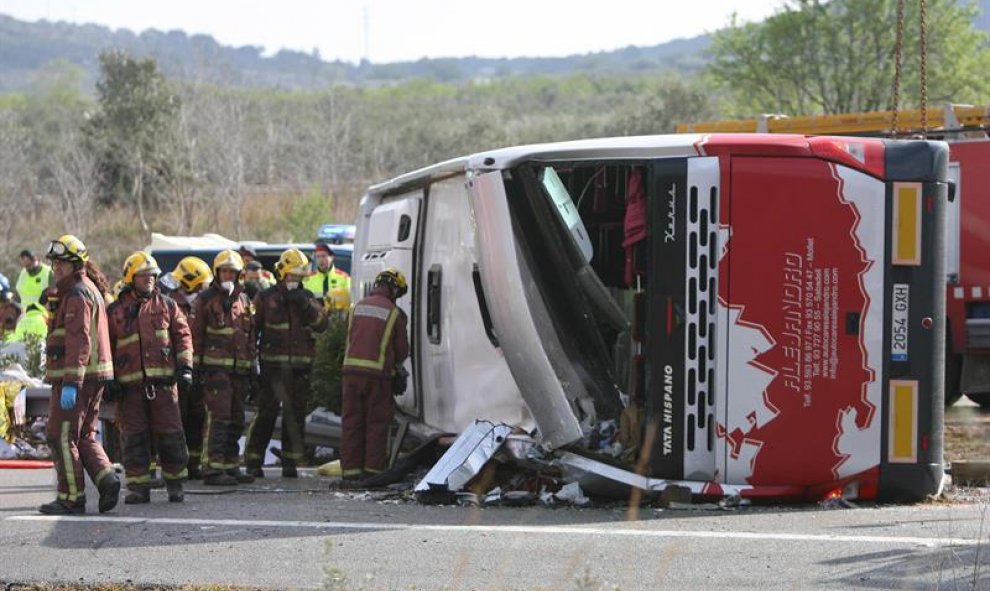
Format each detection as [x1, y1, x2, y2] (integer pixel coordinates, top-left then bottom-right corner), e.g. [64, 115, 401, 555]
[0, 13, 710, 92]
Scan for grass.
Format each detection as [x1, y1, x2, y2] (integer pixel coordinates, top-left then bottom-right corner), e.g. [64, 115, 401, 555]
[1, 585, 259, 591]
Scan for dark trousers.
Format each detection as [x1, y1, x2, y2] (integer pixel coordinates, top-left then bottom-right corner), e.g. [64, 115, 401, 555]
[116, 383, 189, 489]
[341, 373, 393, 478]
[202, 371, 249, 474]
[245, 365, 311, 466]
[178, 381, 206, 470]
[46, 381, 114, 503]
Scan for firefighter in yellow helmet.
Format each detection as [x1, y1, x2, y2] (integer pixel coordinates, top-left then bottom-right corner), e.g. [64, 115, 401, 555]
[166, 256, 212, 479]
[106, 251, 193, 504]
[190, 250, 257, 485]
[245, 248, 328, 478]
[40, 234, 121, 515]
[339, 267, 409, 484]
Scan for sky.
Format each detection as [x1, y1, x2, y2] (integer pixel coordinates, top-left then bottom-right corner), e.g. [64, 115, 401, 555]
[0, 0, 784, 64]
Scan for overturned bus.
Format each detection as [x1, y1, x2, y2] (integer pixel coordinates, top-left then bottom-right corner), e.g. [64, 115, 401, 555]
[352, 134, 949, 502]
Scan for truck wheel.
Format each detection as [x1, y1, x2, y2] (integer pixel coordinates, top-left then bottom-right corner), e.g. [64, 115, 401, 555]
[965, 393, 990, 410]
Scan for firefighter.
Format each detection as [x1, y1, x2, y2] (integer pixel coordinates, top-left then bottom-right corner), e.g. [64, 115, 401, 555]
[39, 234, 121, 515]
[107, 252, 194, 504]
[237, 245, 275, 289]
[302, 242, 350, 300]
[191, 250, 257, 485]
[340, 267, 409, 483]
[245, 248, 328, 478]
[168, 256, 212, 479]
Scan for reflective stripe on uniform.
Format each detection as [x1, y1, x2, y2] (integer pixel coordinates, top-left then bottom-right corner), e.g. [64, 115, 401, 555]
[128, 473, 152, 485]
[177, 350, 194, 365]
[342, 307, 398, 372]
[267, 322, 290, 330]
[202, 356, 235, 367]
[154, 329, 169, 339]
[206, 327, 234, 336]
[260, 353, 313, 364]
[163, 468, 189, 481]
[353, 304, 391, 322]
[61, 420, 77, 501]
[50, 328, 66, 337]
[116, 334, 139, 348]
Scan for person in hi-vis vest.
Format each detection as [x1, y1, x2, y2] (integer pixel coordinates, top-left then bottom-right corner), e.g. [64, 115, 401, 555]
[16, 249, 54, 307]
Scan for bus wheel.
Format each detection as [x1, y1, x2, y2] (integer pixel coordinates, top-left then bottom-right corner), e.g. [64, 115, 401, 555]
[964, 393, 990, 410]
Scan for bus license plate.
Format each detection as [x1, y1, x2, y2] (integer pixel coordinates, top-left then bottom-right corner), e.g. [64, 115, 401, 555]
[891, 284, 909, 362]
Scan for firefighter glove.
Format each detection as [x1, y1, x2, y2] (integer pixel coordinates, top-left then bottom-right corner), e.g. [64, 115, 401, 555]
[177, 368, 194, 395]
[60, 384, 78, 410]
[391, 365, 409, 396]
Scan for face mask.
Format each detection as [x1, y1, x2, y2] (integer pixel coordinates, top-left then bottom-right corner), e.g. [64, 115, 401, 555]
[221, 281, 235, 295]
[285, 281, 299, 291]
[185, 292, 198, 305]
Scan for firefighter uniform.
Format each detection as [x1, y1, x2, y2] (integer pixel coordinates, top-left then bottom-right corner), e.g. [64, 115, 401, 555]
[41, 235, 120, 515]
[107, 253, 194, 503]
[168, 256, 212, 479]
[340, 269, 409, 480]
[245, 249, 328, 477]
[191, 250, 257, 485]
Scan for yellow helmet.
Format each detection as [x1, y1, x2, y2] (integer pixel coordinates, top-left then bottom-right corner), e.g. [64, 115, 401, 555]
[121, 251, 161, 285]
[275, 248, 310, 280]
[46, 234, 89, 264]
[171, 256, 212, 292]
[213, 249, 244, 275]
[374, 267, 408, 298]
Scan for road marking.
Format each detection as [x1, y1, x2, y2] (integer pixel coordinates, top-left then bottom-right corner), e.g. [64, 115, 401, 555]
[6, 515, 984, 547]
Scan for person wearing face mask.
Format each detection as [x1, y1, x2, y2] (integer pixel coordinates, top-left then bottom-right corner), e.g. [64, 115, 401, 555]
[245, 248, 328, 478]
[106, 252, 193, 504]
[190, 250, 257, 486]
[166, 256, 212, 479]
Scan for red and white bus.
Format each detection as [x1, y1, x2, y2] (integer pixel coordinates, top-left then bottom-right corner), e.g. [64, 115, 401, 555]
[353, 133, 949, 502]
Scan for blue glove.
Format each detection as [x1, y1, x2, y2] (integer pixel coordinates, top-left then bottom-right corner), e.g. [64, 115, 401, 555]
[60, 384, 78, 410]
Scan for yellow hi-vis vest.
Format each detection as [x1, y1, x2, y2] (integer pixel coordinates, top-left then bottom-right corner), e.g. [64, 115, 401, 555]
[15, 264, 52, 307]
[303, 267, 350, 299]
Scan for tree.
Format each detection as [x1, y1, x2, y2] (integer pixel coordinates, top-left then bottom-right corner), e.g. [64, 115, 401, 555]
[87, 50, 185, 231]
[707, 0, 990, 116]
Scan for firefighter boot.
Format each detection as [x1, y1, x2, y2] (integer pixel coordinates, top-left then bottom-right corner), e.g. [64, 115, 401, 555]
[187, 457, 203, 480]
[39, 498, 86, 515]
[226, 466, 255, 484]
[281, 459, 298, 479]
[245, 461, 265, 480]
[124, 486, 151, 505]
[203, 471, 238, 486]
[166, 480, 184, 503]
[97, 473, 122, 514]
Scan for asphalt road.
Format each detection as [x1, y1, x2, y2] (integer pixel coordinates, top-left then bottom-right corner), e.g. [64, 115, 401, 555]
[2, 467, 990, 591]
